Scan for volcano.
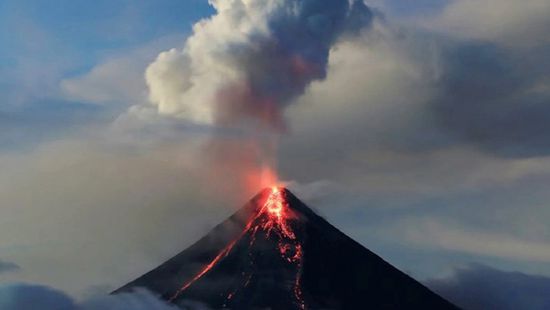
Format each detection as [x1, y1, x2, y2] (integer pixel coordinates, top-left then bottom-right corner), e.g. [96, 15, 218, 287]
[115, 187, 457, 309]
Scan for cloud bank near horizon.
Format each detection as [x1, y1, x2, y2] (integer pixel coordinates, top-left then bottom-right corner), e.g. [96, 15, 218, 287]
[0, 284, 211, 310]
[426, 264, 550, 310]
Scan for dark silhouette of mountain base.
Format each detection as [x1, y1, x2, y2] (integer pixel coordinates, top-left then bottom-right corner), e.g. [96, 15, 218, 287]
[114, 188, 458, 309]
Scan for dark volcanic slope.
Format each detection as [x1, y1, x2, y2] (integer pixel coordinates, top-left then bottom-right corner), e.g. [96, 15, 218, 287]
[115, 188, 458, 310]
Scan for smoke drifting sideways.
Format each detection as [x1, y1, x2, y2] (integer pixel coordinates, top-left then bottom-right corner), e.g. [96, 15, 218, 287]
[144, 0, 373, 197]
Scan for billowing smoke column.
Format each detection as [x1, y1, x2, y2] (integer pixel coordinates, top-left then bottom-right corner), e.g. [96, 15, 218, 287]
[145, 0, 372, 193]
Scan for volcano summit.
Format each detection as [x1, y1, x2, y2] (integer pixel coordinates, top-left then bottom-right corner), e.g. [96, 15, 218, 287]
[115, 188, 457, 309]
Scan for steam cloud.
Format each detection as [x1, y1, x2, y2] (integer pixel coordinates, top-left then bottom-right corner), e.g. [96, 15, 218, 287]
[146, 0, 372, 129]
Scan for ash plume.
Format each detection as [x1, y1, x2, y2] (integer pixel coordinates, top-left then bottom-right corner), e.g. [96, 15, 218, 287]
[146, 0, 372, 128]
[145, 0, 373, 195]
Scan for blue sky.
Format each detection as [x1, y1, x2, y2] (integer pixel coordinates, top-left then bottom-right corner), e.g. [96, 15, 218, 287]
[0, 0, 213, 66]
[1, 1, 550, 309]
[0, 0, 213, 151]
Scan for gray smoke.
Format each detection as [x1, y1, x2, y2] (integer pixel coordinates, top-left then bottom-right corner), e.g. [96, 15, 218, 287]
[144, 0, 374, 196]
[146, 0, 372, 129]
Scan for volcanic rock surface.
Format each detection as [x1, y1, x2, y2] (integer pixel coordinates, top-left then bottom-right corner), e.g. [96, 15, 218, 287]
[115, 188, 458, 309]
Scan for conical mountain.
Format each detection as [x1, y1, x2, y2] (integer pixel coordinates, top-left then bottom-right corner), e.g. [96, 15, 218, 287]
[115, 187, 458, 309]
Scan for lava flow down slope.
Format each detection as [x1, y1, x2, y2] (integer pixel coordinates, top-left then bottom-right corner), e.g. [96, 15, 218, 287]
[114, 187, 458, 309]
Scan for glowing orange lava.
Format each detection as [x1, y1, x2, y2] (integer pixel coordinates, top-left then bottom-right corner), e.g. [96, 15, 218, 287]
[170, 187, 306, 309]
[261, 187, 305, 310]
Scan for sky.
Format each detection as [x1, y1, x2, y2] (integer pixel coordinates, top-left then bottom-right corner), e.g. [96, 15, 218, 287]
[1, 0, 550, 309]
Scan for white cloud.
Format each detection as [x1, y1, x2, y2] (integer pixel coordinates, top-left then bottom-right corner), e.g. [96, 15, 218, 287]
[393, 217, 550, 263]
[426, 264, 550, 310]
[427, 0, 550, 47]
[0, 283, 204, 310]
[145, 0, 373, 126]
[60, 35, 185, 106]
[61, 56, 147, 106]
[0, 136, 233, 297]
